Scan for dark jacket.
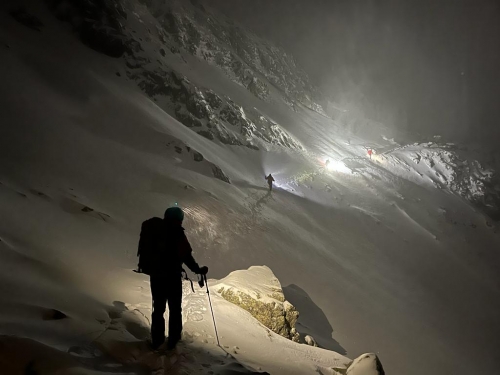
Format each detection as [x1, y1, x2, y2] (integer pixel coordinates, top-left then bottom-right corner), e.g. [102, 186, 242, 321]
[138, 217, 200, 276]
[265, 175, 275, 184]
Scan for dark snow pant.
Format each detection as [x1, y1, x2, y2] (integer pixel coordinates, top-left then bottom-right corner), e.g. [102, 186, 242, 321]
[150, 275, 182, 347]
[268, 182, 273, 191]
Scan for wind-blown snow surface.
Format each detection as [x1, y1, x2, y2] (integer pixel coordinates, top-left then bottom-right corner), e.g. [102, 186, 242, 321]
[1, 2, 500, 375]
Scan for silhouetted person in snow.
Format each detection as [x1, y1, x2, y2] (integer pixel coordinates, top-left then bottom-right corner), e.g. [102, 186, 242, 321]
[367, 149, 373, 160]
[265, 174, 275, 191]
[137, 206, 208, 350]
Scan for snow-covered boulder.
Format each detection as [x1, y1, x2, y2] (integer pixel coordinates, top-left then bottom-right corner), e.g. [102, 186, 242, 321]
[304, 335, 318, 347]
[215, 266, 300, 342]
[346, 353, 385, 375]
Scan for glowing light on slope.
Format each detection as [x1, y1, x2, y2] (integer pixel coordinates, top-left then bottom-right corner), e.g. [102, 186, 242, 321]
[326, 160, 352, 174]
[183, 205, 229, 252]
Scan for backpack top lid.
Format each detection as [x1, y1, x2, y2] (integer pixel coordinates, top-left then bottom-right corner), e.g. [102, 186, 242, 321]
[164, 206, 184, 223]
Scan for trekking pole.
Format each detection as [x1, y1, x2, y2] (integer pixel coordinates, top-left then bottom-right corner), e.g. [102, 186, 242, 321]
[202, 274, 220, 347]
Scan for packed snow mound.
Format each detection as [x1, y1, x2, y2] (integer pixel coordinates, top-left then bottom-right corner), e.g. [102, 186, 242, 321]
[346, 353, 385, 375]
[214, 266, 300, 342]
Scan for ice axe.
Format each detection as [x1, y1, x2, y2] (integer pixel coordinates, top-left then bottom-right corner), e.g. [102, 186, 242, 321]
[198, 273, 220, 347]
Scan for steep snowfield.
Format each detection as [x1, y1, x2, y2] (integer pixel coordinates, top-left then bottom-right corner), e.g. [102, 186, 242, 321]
[1, 2, 500, 375]
[371, 142, 500, 215]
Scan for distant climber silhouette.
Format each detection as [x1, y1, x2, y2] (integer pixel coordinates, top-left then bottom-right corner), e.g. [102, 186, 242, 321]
[137, 206, 208, 350]
[367, 149, 373, 160]
[265, 174, 275, 191]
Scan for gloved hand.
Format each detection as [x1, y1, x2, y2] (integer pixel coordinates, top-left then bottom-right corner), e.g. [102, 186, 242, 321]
[198, 266, 208, 275]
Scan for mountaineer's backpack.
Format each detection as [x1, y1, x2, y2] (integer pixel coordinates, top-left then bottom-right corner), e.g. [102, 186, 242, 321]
[136, 217, 184, 276]
[136, 217, 170, 275]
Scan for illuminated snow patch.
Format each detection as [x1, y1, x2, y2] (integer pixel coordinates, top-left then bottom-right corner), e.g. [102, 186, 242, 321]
[326, 160, 352, 174]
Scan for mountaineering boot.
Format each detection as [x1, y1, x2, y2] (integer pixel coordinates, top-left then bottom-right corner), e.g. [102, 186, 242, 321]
[151, 337, 165, 351]
[166, 335, 180, 350]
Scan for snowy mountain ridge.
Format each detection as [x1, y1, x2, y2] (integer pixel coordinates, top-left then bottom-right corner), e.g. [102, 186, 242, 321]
[44, 0, 500, 217]
[150, 0, 324, 111]
[45, 0, 320, 151]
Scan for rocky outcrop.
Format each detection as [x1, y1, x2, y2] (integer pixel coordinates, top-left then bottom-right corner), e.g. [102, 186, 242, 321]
[215, 266, 300, 342]
[127, 66, 302, 150]
[46, 0, 130, 58]
[346, 353, 385, 375]
[45, 0, 309, 152]
[10, 6, 44, 32]
[166, 140, 231, 184]
[153, 0, 324, 111]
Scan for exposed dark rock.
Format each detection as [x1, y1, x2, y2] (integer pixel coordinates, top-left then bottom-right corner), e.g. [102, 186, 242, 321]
[10, 7, 44, 31]
[205, 90, 223, 109]
[30, 189, 50, 200]
[247, 77, 270, 101]
[212, 166, 231, 184]
[80, 22, 127, 57]
[198, 130, 214, 140]
[131, 69, 173, 97]
[46, 0, 129, 58]
[193, 152, 204, 162]
[185, 96, 209, 119]
[42, 308, 68, 321]
[246, 143, 259, 151]
[175, 107, 203, 128]
[217, 131, 243, 146]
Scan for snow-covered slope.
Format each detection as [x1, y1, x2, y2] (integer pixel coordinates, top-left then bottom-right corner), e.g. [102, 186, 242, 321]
[42, 0, 320, 151]
[375, 142, 500, 218]
[1, 1, 500, 375]
[0, 265, 351, 375]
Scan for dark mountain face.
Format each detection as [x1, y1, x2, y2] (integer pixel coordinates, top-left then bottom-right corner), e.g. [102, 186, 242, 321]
[210, 0, 500, 148]
[41, 0, 320, 151]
